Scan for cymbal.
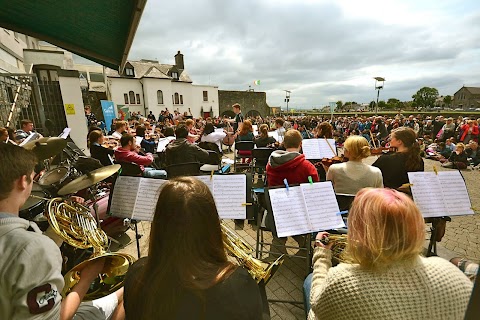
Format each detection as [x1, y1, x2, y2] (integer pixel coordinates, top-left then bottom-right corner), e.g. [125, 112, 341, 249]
[23, 137, 67, 161]
[58, 164, 121, 195]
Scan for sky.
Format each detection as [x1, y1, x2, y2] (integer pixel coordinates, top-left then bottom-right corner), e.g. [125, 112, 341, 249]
[98, 0, 480, 109]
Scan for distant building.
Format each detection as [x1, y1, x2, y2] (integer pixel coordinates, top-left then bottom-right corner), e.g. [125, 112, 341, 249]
[218, 90, 270, 118]
[453, 86, 480, 110]
[0, 28, 39, 73]
[105, 51, 219, 118]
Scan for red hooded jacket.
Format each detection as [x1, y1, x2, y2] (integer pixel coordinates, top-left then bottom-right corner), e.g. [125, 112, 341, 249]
[266, 151, 319, 187]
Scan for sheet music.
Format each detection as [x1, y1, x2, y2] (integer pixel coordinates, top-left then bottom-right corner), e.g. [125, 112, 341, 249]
[135, 136, 143, 146]
[269, 187, 311, 237]
[408, 172, 449, 218]
[156, 137, 175, 153]
[300, 182, 345, 231]
[252, 125, 259, 137]
[19, 132, 37, 146]
[213, 175, 247, 219]
[437, 171, 474, 216]
[59, 128, 71, 139]
[132, 179, 167, 221]
[302, 139, 336, 159]
[194, 175, 214, 192]
[318, 139, 337, 158]
[110, 176, 140, 219]
[302, 139, 322, 159]
[268, 131, 279, 142]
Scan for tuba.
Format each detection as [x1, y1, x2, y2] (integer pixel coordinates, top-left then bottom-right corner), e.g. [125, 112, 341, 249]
[46, 198, 135, 300]
[221, 221, 284, 284]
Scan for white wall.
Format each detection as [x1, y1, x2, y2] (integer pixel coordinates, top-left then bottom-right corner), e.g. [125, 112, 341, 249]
[58, 75, 89, 154]
[24, 50, 64, 69]
[141, 78, 173, 117]
[108, 78, 145, 115]
[192, 85, 219, 117]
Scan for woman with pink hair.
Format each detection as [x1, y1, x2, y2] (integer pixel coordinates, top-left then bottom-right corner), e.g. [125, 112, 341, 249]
[305, 188, 473, 320]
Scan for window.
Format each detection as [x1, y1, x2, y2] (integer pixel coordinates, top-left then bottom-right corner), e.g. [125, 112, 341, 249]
[174, 92, 179, 105]
[180, 95, 183, 105]
[125, 68, 134, 76]
[89, 72, 104, 82]
[171, 71, 178, 79]
[172, 95, 174, 104]
[203, 91, 208, 102]
[157, 90, 164, 104]
[129, 91, 135, 104]
[136, 94, 141, 104]
[124, 94, 129, 104]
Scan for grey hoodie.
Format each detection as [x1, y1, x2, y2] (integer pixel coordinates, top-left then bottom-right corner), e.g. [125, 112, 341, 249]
[268, 150, 301, 168]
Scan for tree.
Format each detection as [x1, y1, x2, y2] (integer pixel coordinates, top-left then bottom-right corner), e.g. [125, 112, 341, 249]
[378, 100, 387, 110]
[369, 101, 376, 111]
[385, 98, 402, 110]
[411, 87, 439, 109]
[336, 101, 343, 109]
[444, 95, 452, 107]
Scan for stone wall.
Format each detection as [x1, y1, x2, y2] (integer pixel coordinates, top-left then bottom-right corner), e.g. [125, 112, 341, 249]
[218, 90, 270, 118]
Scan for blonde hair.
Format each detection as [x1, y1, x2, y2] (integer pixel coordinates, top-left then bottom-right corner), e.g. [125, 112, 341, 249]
[344, 136, 370, 160]
[185, 119, 194, 127]
[345, 188, 425, 269]
[456, 143, 465, 150]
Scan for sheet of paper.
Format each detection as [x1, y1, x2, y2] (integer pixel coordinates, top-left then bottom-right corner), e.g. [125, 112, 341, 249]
[194, 175, 214, 192]
[408, 172, 447, 218]
[269, 187, 311, 237]
[302, 139, 322, 159]
[318, 139, 337, 158]
[19, 132, 37, 146]
[268, 131, 279, 142]
[213, 175, 247, 219]
[59, 128, 71, 139]
[156, 137, 175, 153]
[110, 176, 140, 219]
[135, 136, 143, 146]
[131, 178, 167, 221]
[437, 171, 474, 216]
[300, 182, 345, 231]
[252, 125, 259, 137]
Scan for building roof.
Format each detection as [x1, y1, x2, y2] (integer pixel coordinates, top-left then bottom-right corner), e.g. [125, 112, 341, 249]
[106, 60, 192, 83]
[0, 0, 146, 71]
[464, 87, 480, 95]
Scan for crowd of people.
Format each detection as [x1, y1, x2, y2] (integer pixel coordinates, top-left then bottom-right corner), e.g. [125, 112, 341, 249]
[0, 103, 478, 319]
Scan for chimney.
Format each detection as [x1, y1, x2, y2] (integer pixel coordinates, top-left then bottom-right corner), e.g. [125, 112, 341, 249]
[175, 51, 184, 70]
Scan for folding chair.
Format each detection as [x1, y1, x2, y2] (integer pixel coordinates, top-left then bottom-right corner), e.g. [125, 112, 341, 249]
[115, 161, 143, 177]
[250, 148, 274, 186]
[234, 141, 254, 172]
[166, 162, 201, 178]
[200, 150, 222, 172]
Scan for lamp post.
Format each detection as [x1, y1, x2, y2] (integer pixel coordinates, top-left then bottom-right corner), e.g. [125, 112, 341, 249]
[374, 77, 385, 115]
[284, 90, 291, 115]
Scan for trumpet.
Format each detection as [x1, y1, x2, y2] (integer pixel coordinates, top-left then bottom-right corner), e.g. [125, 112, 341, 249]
[221, 221, 284, 284]
[319, 234, 348, 264]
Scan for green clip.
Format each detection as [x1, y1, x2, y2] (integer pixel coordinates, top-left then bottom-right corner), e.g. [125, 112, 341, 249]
[308, 176, 313, 184]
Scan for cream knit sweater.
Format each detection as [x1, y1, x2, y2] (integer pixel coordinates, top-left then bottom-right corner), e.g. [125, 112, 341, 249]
[308, 248, 473, 320]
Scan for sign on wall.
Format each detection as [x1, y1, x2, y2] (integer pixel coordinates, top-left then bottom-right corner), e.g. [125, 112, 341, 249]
[65, 104, 75, 115]
[117, 105, 130, 120]
[100, 100, 116, 132]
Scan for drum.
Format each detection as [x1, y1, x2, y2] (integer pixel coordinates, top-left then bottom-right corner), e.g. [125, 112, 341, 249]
[38, 166, 70, 193]
[19, 182, 49, 230]
[85, 191, 129, 237]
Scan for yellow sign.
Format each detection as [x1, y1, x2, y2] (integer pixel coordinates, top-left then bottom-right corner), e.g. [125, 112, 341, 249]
[65, 104, 75, 115]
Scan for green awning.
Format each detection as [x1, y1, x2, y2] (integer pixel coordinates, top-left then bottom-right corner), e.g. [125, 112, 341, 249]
[0, 0, 146, 72]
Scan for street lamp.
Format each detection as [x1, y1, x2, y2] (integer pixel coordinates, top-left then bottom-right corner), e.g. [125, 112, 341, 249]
[284, 90, 291, 115]
[374, 77, 385, 114]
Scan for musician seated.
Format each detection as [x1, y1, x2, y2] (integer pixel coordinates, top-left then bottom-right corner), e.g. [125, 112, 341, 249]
[266, 129, 319, 187]
[111, 121, 128, 139]
[135, 126, 156, 154]
[115, 134, 167, 178]
[304, 188, 473, 320]
[254, 124, 276, 148]
[123, 177, 263, 319]
[0, 143, 124, 320]
[165, 124, 209, 166]
[186, 119, 199, 143]
[326, 136, 383, 194]
[88, 130, 114, 166]
[200, 122, 226, 153]
[15, 119, 43, 143]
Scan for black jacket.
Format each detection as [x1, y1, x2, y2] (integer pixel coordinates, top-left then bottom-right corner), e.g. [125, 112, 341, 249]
[165, 138, 209, 166]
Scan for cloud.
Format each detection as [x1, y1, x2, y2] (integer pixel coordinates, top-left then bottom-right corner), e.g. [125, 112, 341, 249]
[122, 0, 480, 108]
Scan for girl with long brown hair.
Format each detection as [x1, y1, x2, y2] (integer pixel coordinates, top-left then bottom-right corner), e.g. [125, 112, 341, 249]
[372, 127, 424, 188]
[123, 177, 263, 319]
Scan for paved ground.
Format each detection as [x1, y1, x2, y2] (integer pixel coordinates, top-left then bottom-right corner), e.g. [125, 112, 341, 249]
[113, 155, 479, 320]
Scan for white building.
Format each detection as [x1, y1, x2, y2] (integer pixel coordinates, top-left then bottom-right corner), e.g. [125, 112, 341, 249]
[105, 51, 219, 118]
[0, 28, 39, 73]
